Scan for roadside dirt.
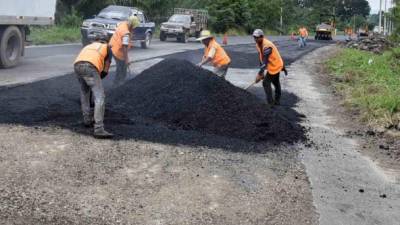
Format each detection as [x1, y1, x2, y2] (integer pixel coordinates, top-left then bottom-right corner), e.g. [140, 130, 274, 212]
[0, 39, 320, 224]
[314, 46, 400, 178]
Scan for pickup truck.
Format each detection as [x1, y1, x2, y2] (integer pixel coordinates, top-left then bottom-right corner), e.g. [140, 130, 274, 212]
[0, 0, 57, 68]
[160, 8, 208, 43]
[81, 5, 155, 49]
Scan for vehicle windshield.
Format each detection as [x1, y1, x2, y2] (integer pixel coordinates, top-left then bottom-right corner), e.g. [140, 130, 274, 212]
[97, 7, 130, 20]
[168, 15, 190, 23]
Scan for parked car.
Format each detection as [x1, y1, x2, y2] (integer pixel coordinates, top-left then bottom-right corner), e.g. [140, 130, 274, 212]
[160, 8, 208, 43]
[81, 5, 155, 48]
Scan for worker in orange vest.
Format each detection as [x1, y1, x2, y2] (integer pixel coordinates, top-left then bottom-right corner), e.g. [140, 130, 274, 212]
[196, 30, 231, 79]
[110, 16, 140, 86]
[74, 32, 113, 139]
[253, 29, 285, 106]
[298, 26, 309, 48]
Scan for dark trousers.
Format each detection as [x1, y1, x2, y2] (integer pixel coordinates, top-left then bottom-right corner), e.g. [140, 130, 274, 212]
[262, 72, 281, 104]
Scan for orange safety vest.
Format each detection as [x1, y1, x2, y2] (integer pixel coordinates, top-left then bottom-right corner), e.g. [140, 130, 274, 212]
[110, 21, 131, 60]
[299, 28, 308, 37]
[74, 42, 110, 74]
[256, 38, 284, 75]
[204, 38, 231, 67]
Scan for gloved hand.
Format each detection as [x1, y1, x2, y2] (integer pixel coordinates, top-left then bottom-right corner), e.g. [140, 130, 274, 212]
[282, 67, 288, 76]
[255, 73, 264, 83]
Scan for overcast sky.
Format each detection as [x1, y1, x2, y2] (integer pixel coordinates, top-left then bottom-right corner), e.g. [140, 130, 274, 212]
[368, 0, 394, 14]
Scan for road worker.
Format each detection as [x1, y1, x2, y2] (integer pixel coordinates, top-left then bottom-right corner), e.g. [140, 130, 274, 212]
[110, 16, 140, 86]
[196, 30, 231, 79]
[253, 29, 285, 106]
[74, 32, 113, 139]
[298, 26, 309, 48]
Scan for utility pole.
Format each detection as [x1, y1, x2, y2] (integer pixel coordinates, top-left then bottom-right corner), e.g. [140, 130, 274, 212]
[280, 7, 283, 36]
[384, 0, 388, 35]
[379, 0, 383, 33]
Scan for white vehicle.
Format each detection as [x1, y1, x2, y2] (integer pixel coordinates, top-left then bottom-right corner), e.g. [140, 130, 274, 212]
[0, 0, 57, 68]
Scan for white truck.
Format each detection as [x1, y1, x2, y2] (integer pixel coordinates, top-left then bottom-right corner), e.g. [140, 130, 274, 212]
[0, 0, 57, 68]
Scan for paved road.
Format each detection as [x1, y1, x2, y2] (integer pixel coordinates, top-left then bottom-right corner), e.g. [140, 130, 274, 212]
[0, 36, 278, 87]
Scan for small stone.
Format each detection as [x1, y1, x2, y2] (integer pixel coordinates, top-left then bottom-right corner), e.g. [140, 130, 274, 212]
[359, 189, 364, 193]
[379, 194, 387, 198]
[379, 145, 390, 150]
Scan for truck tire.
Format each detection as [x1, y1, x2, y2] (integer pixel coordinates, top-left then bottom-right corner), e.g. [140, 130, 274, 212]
[195, 31, 201, 38]
[0, 26, 23, 68]
[160, 31, 167, 42]
[177, 31, 188, 43]
[141, 33, 152, 49]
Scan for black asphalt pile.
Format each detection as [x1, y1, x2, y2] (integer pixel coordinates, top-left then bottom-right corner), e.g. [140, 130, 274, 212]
[109, 58, 305, 143]
[346, 35, 394, 54]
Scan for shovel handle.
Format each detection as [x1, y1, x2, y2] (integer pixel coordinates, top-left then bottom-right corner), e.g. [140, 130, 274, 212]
[245, 81, 257, 90]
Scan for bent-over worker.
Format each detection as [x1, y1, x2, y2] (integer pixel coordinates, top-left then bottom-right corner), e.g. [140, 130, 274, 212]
[197, 30, 231, 79]
[74, 33, 113, 139]
[253, 29, 285, 106]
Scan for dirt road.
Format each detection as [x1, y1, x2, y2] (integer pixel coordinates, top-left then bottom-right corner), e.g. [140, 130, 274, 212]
[0, 38, 399, 225]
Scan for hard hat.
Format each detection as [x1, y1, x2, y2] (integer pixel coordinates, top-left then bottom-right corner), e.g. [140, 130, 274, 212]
[252, 29, 264, 38]
[88, 31, 109, 43]
[128, 16, 140, 28]
[196, 30, 213, 41]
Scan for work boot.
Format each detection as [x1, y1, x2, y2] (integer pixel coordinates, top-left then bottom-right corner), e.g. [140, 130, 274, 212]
[274, 99, 281, 106]
[93, 128, 114, 139]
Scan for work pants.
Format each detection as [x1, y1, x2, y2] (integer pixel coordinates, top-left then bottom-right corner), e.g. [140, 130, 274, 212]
[213, 64, 230, 79]
[74, 62, 105, 131]
[262, 72, 281, 104]
[114, 56, 128, 86]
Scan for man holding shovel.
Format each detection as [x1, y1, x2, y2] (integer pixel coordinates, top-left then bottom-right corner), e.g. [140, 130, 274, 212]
[252, 29, 285, 106]
[197, 30, 231, 79]
[110, 16, 140, 86]
[74, 32, 113, 139]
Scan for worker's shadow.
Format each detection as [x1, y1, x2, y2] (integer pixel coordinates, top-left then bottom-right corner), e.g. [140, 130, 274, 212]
[0, 72, 307, 153]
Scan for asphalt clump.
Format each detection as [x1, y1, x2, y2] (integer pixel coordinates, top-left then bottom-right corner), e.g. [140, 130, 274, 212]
[109, 58, 305, 143]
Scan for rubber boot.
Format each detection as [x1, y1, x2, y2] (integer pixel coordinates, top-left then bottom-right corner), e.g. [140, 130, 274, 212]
[94, 127, 114, 139]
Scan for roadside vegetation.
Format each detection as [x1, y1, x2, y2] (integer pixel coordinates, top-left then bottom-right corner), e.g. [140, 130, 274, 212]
[327, 48, 400, 129]
[28, 9, 82, 45]
[29, 26, 80, 45]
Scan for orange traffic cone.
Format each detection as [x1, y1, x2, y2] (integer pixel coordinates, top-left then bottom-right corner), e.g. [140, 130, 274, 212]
[222, 33, 228, 45]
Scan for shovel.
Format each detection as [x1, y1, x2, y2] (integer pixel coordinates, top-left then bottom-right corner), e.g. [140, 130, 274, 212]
[245, 81, 257, 90]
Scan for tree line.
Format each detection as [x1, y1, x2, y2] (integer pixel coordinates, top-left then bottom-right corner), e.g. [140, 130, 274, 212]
[56, 0, 374, 33]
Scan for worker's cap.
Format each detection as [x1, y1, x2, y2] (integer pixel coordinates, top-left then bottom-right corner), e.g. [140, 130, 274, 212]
[196, 30, 213, 41]
[88, 31, 109, 43]
[252, 29, 264, 38]
[128, 16, 140, 28]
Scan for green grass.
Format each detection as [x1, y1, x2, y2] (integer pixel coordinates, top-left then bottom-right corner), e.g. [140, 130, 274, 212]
[326, 48, 400, 128]
[29, 26, 81, 45]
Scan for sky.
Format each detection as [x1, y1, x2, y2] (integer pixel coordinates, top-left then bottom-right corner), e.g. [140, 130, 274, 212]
[368, 0, 394, 14]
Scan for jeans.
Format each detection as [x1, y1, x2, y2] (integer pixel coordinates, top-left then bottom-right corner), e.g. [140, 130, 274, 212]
[213, 64, 230, 79]
[262, 72, 281, 104]
[74, 62, 105, 130]
[299, 37, 307, 48]
[114, 56, 128, 86]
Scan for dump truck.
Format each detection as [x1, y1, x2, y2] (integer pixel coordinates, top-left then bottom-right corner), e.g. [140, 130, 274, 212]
[0, 0, 57, 68]
[160, 8, 208, 43]
[315, 14, 336, 40]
